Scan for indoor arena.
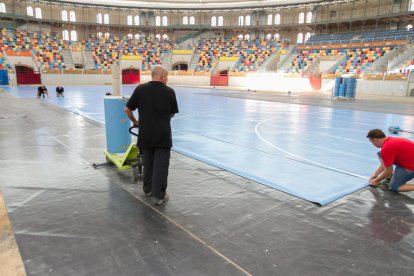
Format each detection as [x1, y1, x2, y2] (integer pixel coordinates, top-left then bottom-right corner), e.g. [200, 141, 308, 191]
[1, 0, 414, 275]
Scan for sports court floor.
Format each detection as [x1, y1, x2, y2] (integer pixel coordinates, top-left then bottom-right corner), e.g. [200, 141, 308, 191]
[1, 85, 414, 275]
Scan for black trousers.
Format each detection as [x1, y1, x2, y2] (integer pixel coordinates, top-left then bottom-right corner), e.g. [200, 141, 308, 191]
[142, 147, 171, 199]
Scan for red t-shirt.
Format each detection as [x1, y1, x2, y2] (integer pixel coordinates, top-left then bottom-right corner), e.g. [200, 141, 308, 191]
[381, 137, 414, 170]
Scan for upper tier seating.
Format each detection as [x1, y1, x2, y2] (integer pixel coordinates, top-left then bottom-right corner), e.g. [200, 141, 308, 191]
[306, 29, 414, 45]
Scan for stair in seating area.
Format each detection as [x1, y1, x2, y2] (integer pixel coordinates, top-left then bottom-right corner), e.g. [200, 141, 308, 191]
[84, 50, 95, 70]
[62, 49, 75, 69]
[188, 53, 201, 71]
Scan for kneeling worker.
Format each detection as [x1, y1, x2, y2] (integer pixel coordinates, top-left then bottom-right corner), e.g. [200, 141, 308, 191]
[367, 128, 414, 192]
[37, 85, 49, 98]
[56, 86, 64, 97]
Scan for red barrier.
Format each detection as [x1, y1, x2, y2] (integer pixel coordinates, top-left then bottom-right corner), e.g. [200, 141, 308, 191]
[15, 66, 41, 84]
[122, 69, 140, 84]
[210, 75, 228, 86]
[309, 76, 322, 90]
[16, 72, 41, 84]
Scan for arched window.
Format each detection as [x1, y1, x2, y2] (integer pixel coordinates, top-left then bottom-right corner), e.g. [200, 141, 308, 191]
[298, 12, 305, 24]
[155, 34, 161, 40]
[35, 7, 42, 19]
[275, 13, 281, 25]
[305, 32, 311, 42]
[267, 14, 273, 25]
[127, 15, 133, 25]
[62, 30, 69, 41]
[69, 11, 76, 22]
[238, 16, 244, 26]
[244, 34, 250, 40]
[183, 16, 188, 25]
[104, 32, 110, 38]
[306, 11, 312, 23]
[274, 33, 280, 40]
[162, 34, 168, 40]
[0, 3, 6, 13]
[134, 15, 139, 25]
[218, 16, 223, 26]
[71, 30, 77, 41]
[266, 33, 272, 40]
[155, 16, 161, 26]
[162, 16, 168, 26]
[407, 24, 413, 31]
[97, 13, 102, 24]
[127, 33, 132, 39]
[97, 32, 102, 38]
[134, 34, 140, 40]
[245, 15, 251, 26]
[211, 16, 217, 26]
[62, 10, 68, 21]
[189, 16, 195, 25]
[297, 33, 304, 43]
[237, 34, 243, 40]
[27, 6, 33, 16]
[103, 14, 109, 24]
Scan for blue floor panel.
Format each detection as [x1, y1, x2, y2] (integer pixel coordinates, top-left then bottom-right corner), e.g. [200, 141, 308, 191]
[5, 85, 414, 205]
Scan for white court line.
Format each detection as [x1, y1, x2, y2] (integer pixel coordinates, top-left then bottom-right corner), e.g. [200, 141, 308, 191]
[254, 118, 369, 179]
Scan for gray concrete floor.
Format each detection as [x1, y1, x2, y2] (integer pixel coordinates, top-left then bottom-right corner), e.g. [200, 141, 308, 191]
[1, 91, 414, 276]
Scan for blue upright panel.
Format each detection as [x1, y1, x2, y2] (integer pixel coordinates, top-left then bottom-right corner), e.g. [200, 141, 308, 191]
[348, 78, 357, 99]
[0, 70, 8, 85]
[339, 79, 347, 97]
[333, 77, 341, 97]
[104, 96, 131, 153]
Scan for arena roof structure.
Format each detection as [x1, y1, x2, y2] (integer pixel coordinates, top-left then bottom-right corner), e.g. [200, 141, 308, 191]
[57, 0, 340, 9]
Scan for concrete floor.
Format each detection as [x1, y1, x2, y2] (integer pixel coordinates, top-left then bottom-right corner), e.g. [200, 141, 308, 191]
[1, 90, 414, 276]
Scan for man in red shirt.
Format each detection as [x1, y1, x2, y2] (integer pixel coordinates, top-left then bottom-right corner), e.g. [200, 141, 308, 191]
[367, 129, 414, 192]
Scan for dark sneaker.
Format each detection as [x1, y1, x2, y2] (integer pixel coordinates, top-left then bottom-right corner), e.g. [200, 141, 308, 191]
[153, 193, 169, 205]
[379, 178, 391, 188]
[144, 191, 152, 197]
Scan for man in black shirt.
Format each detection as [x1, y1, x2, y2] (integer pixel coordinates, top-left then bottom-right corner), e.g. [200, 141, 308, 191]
[125, 65, 179, 205]
[37, 85, 49, 98]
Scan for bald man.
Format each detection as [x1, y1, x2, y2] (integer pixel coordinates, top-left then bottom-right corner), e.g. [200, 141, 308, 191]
[125, 65, 179, 205]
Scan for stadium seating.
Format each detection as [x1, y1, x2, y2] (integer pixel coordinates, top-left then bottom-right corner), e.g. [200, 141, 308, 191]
[306, 29, 414, 45]
[0, 27, 410, 75]
[0, 29, 67, 70]
[287, 47, 393, 74]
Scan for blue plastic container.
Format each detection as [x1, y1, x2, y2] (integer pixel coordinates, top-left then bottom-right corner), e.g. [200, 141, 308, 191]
[339, 80, 347, 97]
[333, 77, 341, 97]
[348, 78, 357, 99]
[104, 96, 131, 153]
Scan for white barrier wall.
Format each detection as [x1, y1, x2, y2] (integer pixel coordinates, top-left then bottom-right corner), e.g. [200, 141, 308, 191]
[41, 73, 113, 85]
[229, 74, 314, 92]
[168, 75, 210, 86]
[12, 72, 412, 97]
[39, 73, 211, 87]
[356, 80, 408, 96]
